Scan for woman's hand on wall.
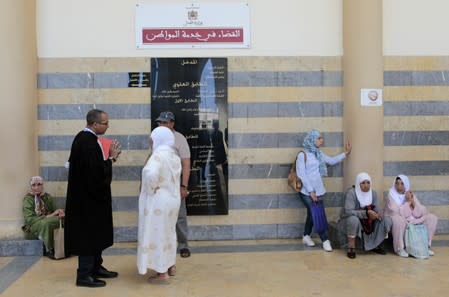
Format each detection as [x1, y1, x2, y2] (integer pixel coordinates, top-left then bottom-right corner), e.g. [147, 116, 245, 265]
[344, 139, 352, 156]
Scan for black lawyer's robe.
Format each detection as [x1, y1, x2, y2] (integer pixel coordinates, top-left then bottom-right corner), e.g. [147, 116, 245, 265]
[64, 131, 114, 255]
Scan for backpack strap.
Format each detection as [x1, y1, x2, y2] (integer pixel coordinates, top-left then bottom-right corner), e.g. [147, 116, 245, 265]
[296, 150, 307, 163]
[292, 150, 307, 169]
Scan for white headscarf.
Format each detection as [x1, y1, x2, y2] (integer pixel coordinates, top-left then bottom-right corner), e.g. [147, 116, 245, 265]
[388, 174, 410, 206]
[151, 126, 175, 153]
[29, 176, 46, 216]
[355, 172, 373, 207]
[149, 127, 179, 183]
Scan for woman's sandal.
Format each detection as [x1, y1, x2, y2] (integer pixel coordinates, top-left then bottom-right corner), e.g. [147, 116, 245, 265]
[148, 273, 170, 285]
[180, 248, 191, 258]
[168, 265, 176, 276]
[347, 248, 356, 259]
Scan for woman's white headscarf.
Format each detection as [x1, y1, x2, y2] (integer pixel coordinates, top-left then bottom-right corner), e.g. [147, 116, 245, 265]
[355, 172, 373, 207]
[388, 174, 410, 206]
[151, 126, 174, 152]
[29, 176, 46, 215]
[150, 126, 179, 183]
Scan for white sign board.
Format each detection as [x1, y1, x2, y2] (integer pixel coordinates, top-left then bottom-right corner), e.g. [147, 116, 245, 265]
[361, 89, 383, 106]
[136, 3, 250, 49]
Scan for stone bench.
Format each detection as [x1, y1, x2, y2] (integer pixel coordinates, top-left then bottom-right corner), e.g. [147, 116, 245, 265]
[328, 221, 393, 251]
[0, 239, 43, 257]
[328, 221, 347, 249]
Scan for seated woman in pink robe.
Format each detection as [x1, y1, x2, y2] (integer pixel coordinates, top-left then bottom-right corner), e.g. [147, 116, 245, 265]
[384, 175, 438, 257]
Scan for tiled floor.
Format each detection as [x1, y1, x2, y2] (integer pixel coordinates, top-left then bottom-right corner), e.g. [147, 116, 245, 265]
[0, 257, 13, 271]
[1, 239, 448, 297]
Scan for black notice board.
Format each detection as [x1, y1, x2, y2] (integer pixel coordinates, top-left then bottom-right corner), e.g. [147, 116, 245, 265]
[151, 58, 228, 215]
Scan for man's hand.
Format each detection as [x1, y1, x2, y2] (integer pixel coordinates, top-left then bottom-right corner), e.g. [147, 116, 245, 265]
[109, 139, 122, 160]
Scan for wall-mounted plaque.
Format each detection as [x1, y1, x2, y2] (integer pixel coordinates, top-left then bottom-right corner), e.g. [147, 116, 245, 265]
[128, 72, 150, 88]
[151, 58, 228, 215]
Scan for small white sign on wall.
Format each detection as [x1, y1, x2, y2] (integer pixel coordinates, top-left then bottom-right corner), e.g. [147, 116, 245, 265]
[361, 89, 382, 106]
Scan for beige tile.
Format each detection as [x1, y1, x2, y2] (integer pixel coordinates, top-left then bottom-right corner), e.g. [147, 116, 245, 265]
[228, 56, 342, 71]
[39, 119, 151, 136]
[44, 181, 141, 197]
[39, 150, 150, 167]
[384, 86, 449, 102]
[3, 247, 449, 297]
[229, 147, 342, 164]
[189, 239, 302, 247]
[112, 208, 343, 227]
[38, 89, 150, 104]
[229, 117, 343, 133]
[40, 148, 343, 167]
[384, 116, 449, 131]
[43, 178, 343, 199]
[38, 56, 343, 73]
[229, 86, 342, 103]
[39, 57, 152, 72]
[384, 146, 449, 161]
[384, 56, 449, 71]
[229, 177, 345, 195]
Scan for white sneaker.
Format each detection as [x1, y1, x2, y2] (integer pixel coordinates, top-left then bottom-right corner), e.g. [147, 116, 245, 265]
[322, 240, 333, 252]
[397, 249, 409, 258]
[428, 249, 435, 256]
[302, 235, 315, 247]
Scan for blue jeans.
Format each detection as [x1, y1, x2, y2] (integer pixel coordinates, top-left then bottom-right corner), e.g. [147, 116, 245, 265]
[298, 192, 328, 242]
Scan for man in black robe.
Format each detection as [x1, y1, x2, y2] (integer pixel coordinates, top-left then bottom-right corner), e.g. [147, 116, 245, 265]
[65, 109, 121, 288]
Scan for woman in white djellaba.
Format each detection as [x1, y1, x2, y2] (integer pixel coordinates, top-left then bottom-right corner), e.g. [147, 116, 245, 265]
[137, 126, 182, 283]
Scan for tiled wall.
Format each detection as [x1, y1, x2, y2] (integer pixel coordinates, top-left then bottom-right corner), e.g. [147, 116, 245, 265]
[38, 57, 345, 241]
[383, 56, 449, 233]
[38, 56, 449, 241]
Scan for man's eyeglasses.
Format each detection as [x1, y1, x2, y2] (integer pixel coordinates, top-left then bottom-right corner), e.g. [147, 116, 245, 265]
[96, 122, 109, 126]
[31, 183, 43, 186]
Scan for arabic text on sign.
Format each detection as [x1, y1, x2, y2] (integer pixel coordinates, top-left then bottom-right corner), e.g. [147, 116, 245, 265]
[142, 28, 243, 43]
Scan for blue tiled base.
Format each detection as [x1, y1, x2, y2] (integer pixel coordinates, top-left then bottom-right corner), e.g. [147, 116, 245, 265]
[0, 239, 43, 256]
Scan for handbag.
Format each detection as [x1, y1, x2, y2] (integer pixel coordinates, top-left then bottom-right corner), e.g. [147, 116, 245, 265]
[53, 218, 66, 260]
[404, 223, 429, 259]
[287, 151, 306, 192]
[311, 200, 329, 233]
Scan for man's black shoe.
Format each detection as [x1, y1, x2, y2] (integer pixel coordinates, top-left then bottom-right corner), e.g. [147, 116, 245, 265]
[76, 276, 106, 288]
[94, 266, 118, 278]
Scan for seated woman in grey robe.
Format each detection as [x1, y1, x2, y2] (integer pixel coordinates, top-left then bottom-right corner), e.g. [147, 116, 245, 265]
[22, 176, 65, 258]
[338, 172, 392, 259]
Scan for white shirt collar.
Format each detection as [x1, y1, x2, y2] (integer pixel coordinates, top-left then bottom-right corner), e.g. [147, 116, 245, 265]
[83, 127, 96, 135]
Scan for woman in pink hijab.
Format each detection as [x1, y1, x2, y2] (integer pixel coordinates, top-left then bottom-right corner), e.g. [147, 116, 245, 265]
[384, 175, 438, 257]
